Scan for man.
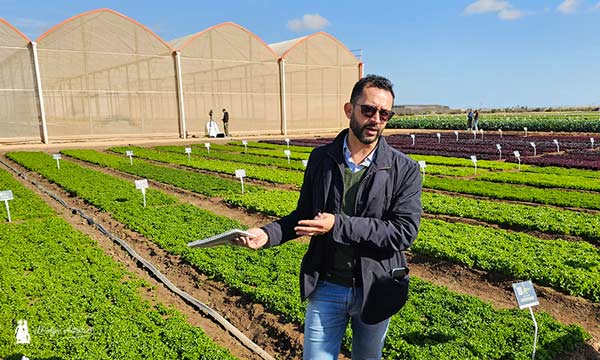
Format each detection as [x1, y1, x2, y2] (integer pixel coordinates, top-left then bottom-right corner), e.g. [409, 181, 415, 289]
[222, 108, 229, 137]
[237, 75, 422, 359]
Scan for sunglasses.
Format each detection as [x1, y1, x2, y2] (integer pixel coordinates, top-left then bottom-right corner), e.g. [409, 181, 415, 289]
[354, 103, 395, 122]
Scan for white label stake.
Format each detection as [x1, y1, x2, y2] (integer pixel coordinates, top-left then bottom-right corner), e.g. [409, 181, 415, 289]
[204, 143, 211, 154]
[242, 140, 248, 153]
[553, 139, 559, 153]
[480, 129, 484, 140]
[410, 134, 415, 146]
[15, 319, 30, 344]
[591, 137, 595, 149]
[514, 151, 521, 170]
[512, 280, 539, 360]
[126, 150, 134, 165]
[470, 155, 478, 175]
[0, 190, 13, 222]
[135, 179, 149, 207]
[498, 129, 503, 138]
[523, 127, 528, 137]
[529, 142, 536, 156]
[454, 130, 459, 141]
[496, 144, 502, 160]
[418, 160, 426, 180]
[301, 159, 308, 168]
[52, 153, 61, 169]
[184, 147, 192, 161]
[235, 169, 246, 194]
[284, 149, 291, 164]
[285, 138, 290, 149]
[436, 133, 441, 143]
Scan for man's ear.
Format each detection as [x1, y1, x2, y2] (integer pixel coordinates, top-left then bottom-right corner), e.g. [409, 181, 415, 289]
[344, 102, 353, 119]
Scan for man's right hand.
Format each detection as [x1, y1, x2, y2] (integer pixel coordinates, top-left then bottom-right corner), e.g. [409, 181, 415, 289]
[236, 227, 268, 249]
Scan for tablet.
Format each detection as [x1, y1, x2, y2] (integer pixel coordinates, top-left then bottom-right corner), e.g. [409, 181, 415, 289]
[187, 229, 255, 248]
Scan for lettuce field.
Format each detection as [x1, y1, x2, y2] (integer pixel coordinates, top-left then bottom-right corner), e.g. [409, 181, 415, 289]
[1, 129, 599, 359]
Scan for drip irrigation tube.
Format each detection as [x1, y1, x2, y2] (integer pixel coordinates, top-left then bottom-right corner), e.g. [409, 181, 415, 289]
[0, 158, 275, 360]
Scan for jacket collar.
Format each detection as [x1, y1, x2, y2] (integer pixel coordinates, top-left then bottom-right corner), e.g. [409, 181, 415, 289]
[327, 129, 393, 170]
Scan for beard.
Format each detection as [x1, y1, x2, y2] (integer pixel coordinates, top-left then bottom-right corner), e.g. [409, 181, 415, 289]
[349, 113, 383, 145]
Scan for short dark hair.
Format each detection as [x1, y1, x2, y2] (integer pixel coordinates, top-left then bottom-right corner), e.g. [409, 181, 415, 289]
[350, 74, 395, 104]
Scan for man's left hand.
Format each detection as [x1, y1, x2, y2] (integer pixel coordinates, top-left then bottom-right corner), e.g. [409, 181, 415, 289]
[295, 212, 335, 236]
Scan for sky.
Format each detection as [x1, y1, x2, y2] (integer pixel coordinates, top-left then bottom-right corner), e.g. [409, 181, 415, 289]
[1, 0, 599, 109]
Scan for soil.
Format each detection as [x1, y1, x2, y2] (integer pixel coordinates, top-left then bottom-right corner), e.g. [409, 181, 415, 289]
[1, 137, 599, 359]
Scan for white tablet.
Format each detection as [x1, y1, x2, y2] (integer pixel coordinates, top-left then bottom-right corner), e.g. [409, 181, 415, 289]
[187, 229, 255, 248]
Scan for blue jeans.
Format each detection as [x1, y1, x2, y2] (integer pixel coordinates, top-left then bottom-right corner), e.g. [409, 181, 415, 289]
[303, 281, 391, 360]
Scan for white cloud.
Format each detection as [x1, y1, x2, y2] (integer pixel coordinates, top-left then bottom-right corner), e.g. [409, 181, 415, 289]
[287, 14, 330, 32]
[464, 0, 524, 20]
[557, 0, 580, 13]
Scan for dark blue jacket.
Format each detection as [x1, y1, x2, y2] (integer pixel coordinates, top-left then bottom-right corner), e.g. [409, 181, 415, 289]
[262, 129, 422, 324]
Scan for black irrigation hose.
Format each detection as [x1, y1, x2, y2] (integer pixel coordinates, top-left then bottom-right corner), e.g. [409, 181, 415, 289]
[0, 158, 275, 360]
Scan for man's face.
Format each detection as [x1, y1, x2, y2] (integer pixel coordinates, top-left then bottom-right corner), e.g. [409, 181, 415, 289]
[345, 86, 394, 145]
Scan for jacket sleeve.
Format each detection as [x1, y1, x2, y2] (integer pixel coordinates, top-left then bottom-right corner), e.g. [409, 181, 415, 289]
[261, 150, 318, 248]
[331, 159, 422, 252]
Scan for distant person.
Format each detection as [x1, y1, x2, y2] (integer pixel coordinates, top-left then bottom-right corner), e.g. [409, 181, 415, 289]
[473, 109, 480, 131]
[467, 109, 474, 131]
[235, 74, 422, 359]
[222, 108, 229, 137]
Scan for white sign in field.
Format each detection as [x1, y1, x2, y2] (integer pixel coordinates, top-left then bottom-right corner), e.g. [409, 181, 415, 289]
[52, 153, 61, 169]
[283, 149, 291, 164]
[135, 179, 149, 207]
[235, 169, 246, 193]
[1, 190, 13, 223]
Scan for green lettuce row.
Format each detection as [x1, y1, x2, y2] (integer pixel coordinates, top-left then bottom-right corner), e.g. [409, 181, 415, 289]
[228, 141, 314, 153]
[7, 152, 588, 359]
[424, 176, 600, 211]
[478, 171, 600, 192]
[109, 146, 304, 187]
[0, 169, 235, 359]
[423, 192, 600, 244]
[0, 167, 55, 221]
[155, 145, 307, 171]
[198, 143, 310, 161]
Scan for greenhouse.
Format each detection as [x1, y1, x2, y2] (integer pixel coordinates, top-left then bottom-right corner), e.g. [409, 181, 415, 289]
[172, 22, 281, 136]
[0, 9, 361, 143]
[0, 18, 39, 142]
[270, 32, 361, 133]
[36, 9, 179, 140]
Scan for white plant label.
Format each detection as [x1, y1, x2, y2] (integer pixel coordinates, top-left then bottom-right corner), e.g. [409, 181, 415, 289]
[135, 179, 148, 207]
[498, 129, 503, 138]
[301, 159, 308, 167]
[436, 133, 441, 143]
[529, 142, 536, 156]
[235, 169, 246, 193]
[242, 140, 248, 152]
[454, 130, 459, 141]
[1, 190, 13, 223]
[15, 319, 30, 344]
[553, 139, 559, 152]
[126, 150, 134, 165]
[470, 155, 478, 175]
[204, 143, 210, 154]
[53, 153, 61, 169]
[285, 138, 290, 148]
[496, 144, 502, 160]
[514, 150, 522, 170]
[523, 127, 528, 137]
[410, 134, 415, 145]
[284, 149, 291, 164]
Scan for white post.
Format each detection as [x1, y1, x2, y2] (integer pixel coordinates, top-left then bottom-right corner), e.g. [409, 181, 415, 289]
[284, 149, 291, 164]
[53, 153, 61, 169]
[436, 132, 441, 143]
[126, 150, 134, 165]
[454, 130, 459, 141]
[31, 42, 49, 144]
[514, 151, 521, 170]
[278, 59, 288, 136]
[553, 139, 559, 152]
[235, 169, 246, 194]
[529, 307, 538, 360]
[185, 147, 192, 161]
[418, 160, 426, 180]
[242, 140, 248, 153]
[204, 143, 211, 154]
[1, 190, 13, 223]
[4, 200, 10, 223]
[591, 137, 595, 149]
[174, 51, 187, 139]
[530, 142, 536, 156]
[496, 144, 502, 160]
[410, 134, 415, 145]
[285, 138, 290, 149]
[470, 155, 477, 175]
